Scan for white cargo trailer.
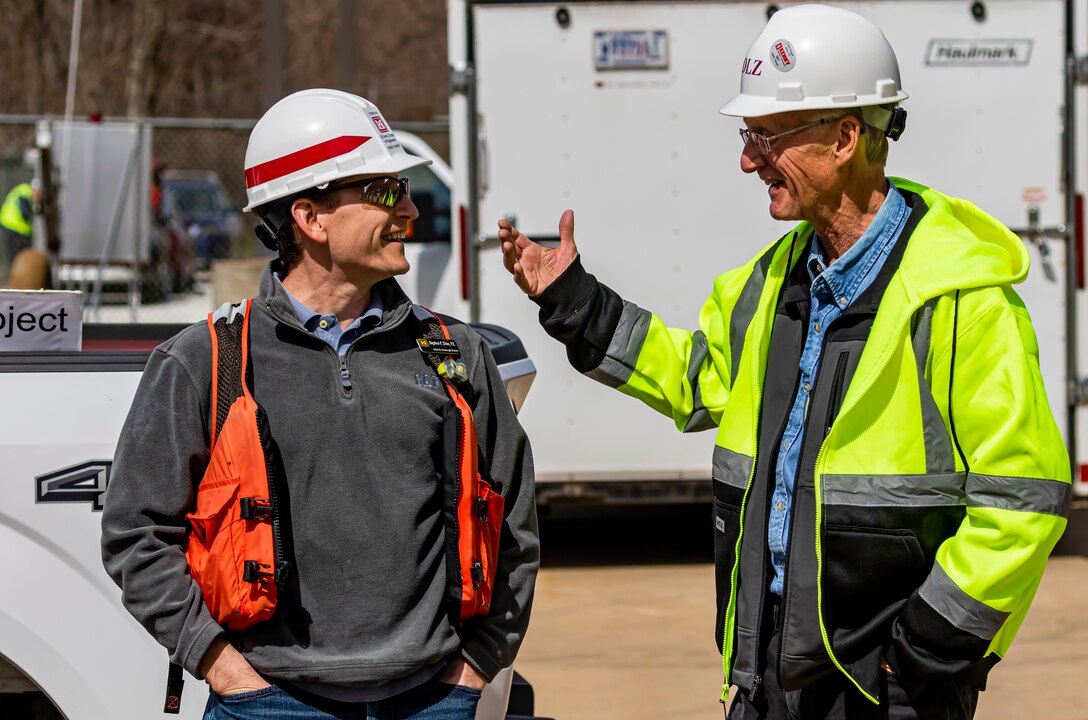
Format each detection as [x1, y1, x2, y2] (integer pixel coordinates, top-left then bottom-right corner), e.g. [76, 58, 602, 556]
[445, 0, 1088, 501]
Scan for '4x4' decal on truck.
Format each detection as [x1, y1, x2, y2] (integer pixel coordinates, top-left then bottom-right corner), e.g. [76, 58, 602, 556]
[36, 460, 112, 511]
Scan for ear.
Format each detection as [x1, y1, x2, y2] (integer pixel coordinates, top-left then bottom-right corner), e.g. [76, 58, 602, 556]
[290, 197, 327, 244]
[833, 115, 863, 168]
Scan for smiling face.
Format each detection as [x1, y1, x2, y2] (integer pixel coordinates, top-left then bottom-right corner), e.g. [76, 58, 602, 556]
[739, 111, 844, 224]
[294, 173, 419, 286]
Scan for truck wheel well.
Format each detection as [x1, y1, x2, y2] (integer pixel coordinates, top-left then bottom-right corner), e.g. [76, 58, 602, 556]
[0, 655, 64, 720]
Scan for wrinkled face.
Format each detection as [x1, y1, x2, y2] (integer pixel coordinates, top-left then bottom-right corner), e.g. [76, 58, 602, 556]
[739, 111, 842, 223]
[319, 174, 419, 282]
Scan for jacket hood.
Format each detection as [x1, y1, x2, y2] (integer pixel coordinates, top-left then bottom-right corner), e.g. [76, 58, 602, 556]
[890, 177, 1029, 303]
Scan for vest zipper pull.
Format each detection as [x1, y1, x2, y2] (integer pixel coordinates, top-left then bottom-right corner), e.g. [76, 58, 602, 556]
[748, 675, 762, 702]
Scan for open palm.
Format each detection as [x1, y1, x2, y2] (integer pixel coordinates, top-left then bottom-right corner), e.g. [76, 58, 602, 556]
[498, 209, 579, 297]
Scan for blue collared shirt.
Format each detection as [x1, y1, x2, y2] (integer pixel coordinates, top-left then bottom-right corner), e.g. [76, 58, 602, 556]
[767, 181, 909, 596]
[275, 274, 384, 356]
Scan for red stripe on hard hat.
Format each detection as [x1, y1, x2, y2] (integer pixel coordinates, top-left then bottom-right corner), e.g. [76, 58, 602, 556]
[244, 135, 372, 188]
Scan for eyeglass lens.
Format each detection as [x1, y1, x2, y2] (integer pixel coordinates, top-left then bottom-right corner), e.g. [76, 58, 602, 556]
[360, 177, 410, 208]
[739, 129, 771, 154]
[739, 117, 838, 155]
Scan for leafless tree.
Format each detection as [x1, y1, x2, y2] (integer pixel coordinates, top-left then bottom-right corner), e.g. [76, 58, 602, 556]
[0, 0, 448, 123]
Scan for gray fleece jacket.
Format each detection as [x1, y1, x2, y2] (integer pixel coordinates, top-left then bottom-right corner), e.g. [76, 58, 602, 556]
[100, 264, 538, 686]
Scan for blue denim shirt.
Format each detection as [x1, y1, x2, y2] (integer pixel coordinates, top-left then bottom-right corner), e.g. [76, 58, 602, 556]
[275, 274, 384, 356]
[768, 181, 909, 596]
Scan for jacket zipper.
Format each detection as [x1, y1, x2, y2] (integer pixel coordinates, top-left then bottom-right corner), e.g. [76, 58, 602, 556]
[451, 388, 465, 598]
[338, 355, 352, 391]
[750, 384, 795, 703]
[748, 555, 772, 701]
[724, 233, 802, 702]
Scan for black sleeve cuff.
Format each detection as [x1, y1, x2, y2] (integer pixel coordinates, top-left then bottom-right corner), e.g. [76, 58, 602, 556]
[532, 255, 593, 321]
[886, 591, 996, 688]
[528, 255, 627, 375]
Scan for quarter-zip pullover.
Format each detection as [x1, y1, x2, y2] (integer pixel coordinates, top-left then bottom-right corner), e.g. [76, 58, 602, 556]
[102, 263, 539, 690]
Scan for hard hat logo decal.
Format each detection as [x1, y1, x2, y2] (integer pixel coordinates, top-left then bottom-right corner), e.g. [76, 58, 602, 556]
[741, 57, 763, 77]
[369, 111, 403, 151]
[770, 39, 796, 72]
[245, 135, 372, 188]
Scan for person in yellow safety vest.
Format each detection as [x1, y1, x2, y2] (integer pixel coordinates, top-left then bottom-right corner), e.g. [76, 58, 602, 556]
[499, 5, 1069, 720]
[0, 182, 36, 277]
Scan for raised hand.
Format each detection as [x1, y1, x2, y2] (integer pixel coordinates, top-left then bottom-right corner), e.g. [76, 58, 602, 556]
[499, 209, 579, 297]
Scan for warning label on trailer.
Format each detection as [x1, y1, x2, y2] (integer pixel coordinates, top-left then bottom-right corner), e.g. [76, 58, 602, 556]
[925, 39, 1032, 66]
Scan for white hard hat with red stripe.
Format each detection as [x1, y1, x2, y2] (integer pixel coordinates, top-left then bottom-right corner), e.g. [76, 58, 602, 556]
[719, 4, 908, 129]
[243, 88, 431, 214]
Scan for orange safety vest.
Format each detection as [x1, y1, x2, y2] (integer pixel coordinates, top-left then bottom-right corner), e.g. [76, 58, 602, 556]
[184, 300, 502, 629]
[415, 305, 504, 620]
[183, 299, 284, 631]
[168, 299, 284, 713]
[167, 300, 504, 713]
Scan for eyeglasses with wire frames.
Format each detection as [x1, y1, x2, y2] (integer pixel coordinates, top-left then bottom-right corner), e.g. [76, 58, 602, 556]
[326, 176, 411, 208]
[739, 115, 843, 155]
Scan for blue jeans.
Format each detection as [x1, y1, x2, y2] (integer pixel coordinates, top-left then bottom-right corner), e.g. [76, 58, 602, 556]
[203, 677, 482, 720]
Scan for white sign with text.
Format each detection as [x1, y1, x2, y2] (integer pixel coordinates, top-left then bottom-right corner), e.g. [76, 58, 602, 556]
[0, 290, 82, 351]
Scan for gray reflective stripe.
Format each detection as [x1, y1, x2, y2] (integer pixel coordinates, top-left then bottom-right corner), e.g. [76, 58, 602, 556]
[683, 331, 715, 432]
[919, 563, 1009, 640]
[821, 473, 965, 506]
[211, 300, 245, 325]
[729, 243, 779, 387]
[967, 473, 1071, 517]
[713, 446, 752, 490]
[912, 299, 956, 474]
[585, 301, 651, 388]
[910, 300, 935, 369]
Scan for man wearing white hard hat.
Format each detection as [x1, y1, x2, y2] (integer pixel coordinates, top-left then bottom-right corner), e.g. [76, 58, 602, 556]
[103, 89, 539, 719]
[499, 5, 1067, 718]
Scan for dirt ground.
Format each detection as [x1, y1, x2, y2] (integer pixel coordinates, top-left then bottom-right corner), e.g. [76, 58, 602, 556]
[516, 504, 1088, 720]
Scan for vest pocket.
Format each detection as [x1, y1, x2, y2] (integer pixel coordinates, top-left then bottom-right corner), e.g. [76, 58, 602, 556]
[712, 481, 742, 653]
[187, 477, 240, 547]
[473, 476, 505, 615]
[821, 525, 925, 618]
[185, 477, 243, 619]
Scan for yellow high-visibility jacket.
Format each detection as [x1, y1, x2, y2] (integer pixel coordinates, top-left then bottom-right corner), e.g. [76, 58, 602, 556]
[0, 183, 33, 237]
[532, 179, 1070, 703]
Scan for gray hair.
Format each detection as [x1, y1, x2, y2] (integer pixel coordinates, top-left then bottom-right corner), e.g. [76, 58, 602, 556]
[813, 105, 895, 167]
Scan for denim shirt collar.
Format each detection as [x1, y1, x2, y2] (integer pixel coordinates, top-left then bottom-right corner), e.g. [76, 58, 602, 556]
[807, 180, 906, 308]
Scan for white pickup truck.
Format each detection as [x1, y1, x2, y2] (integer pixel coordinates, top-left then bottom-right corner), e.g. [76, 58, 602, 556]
[0, 316, 544, 720]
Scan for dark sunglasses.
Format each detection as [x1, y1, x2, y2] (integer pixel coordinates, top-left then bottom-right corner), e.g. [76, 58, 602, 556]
[327, 176, 410, 208]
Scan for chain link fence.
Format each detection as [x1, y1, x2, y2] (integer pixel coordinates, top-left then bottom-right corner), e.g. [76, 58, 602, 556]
[0, 115, 448, 326]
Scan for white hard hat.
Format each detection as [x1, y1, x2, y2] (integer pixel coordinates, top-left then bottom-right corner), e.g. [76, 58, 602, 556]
[719, 4, 908, 119]
[243, 88, 431, 213]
